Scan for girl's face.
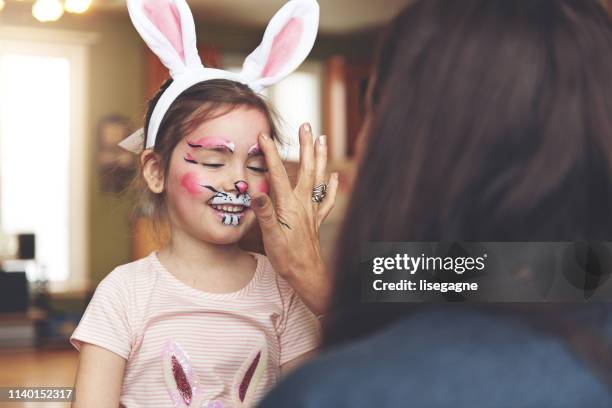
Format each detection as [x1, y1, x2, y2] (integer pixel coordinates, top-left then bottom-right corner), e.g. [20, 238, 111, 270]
[165, 106, 271, 245]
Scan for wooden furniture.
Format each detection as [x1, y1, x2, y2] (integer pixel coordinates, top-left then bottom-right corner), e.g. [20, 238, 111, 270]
[145, 45, 221, 98]
[323, 55, 372, 160]
[0, 349, 78, 400]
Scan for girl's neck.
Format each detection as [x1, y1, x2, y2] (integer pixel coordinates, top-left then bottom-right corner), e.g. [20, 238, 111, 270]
[156, 225, 256, 294]
[162, 226, 244, 270]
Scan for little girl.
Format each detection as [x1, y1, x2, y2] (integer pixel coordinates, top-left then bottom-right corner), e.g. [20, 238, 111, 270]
[71, 0, 323, 406]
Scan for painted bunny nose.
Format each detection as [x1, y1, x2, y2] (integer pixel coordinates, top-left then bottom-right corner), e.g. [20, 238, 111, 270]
[235, 180, 249, 194]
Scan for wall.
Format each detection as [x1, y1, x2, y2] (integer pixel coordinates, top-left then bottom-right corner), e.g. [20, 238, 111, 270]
[0, 4, 380, 288]
[1, 5, 145, 286]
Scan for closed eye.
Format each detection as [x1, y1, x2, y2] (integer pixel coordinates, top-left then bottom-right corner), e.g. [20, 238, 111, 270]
[185, 155, 224, 168]
[247, 166, 268, 173]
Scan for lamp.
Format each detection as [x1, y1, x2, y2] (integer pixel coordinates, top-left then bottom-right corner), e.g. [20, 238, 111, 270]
[64, 0, 91, 14]
[32, 0, 64, 22]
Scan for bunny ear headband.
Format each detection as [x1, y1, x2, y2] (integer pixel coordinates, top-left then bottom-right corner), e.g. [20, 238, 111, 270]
[119, 0, 320, 154]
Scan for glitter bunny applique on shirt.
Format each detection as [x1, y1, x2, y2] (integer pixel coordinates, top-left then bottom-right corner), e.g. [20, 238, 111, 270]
[232, 339, 268, 407]
[162, 339, 268, 408]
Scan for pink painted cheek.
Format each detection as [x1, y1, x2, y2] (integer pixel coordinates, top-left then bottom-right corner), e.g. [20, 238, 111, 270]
[180, 172, 204, 196]
[256, 181, 270, 195]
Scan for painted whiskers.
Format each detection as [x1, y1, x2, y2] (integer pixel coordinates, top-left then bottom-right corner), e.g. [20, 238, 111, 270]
[205, 184, 252, 227]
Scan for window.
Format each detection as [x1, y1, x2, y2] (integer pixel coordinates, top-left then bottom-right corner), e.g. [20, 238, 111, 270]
[267, 61, 323, 162]
[0, 54, 70, 282]
[0, 27, 93, 291]
[224, 54, 323, 161]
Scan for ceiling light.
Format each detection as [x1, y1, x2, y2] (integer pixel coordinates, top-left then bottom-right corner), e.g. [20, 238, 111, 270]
[32, 0, 64, 22]
[64, 0, 91, 14]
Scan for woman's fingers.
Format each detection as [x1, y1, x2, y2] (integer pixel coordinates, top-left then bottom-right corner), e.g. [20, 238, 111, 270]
[296, 123, 316, 199]
[317, 172, 339, 227]
[251, 192, 284, 243]
[258, 132, 292, 205]
[313, 134, 328, 204]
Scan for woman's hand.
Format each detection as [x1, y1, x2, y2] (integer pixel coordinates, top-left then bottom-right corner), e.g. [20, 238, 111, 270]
[251, 123, 338, 315]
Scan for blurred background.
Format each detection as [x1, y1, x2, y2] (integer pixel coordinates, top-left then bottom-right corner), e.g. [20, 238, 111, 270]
[0, 0, 411, 400]
[2, 0, 612, 405]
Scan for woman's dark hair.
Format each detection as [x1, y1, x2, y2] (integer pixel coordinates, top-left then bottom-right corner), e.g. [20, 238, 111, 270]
[134, 79, 281, 235]
[325, 0, 612, 352]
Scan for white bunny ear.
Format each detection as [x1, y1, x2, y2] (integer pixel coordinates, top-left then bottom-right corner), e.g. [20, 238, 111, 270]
[127, 0, 203, 77]
[241, 0, 319, 91]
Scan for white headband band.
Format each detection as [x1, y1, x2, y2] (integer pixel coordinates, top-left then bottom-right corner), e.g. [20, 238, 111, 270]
[119, 0, 320, 154]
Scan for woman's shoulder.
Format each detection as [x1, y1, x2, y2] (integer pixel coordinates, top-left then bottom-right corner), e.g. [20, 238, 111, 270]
[261, 307, 612, 407]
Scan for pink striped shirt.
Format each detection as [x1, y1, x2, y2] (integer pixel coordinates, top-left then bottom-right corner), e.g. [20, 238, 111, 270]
[71, 252, 320, 407]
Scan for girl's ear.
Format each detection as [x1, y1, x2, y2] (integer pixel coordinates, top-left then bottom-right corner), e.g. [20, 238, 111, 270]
[141, 150, 165, 194]
[240, 0, 319, 91]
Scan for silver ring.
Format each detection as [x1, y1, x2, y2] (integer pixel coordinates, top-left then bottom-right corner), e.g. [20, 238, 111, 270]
[312, 183, 327, 203]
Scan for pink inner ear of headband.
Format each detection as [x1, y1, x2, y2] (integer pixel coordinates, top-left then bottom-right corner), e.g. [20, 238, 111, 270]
[144, 0, 186, 62]
[262, 17, 304, 78]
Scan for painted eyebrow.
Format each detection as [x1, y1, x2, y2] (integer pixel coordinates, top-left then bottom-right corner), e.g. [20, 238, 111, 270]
[187, 137, 235, 153]
[247, 143, 262, 157]
[184, 152, 197, 163]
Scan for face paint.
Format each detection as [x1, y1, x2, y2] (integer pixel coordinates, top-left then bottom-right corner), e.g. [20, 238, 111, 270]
[163, 107, 272, 246]
[179, 147, 253, 227]
[235, 180, 249, 195]
[180, 174, 251, 227]
[188, 137, 236, 152]
[184, 152, 197, 164]
[205, 185, 252, 227]
[181, 172, 205, 196]
[247, 143, 261, 156]
[256, 181, 270, 195]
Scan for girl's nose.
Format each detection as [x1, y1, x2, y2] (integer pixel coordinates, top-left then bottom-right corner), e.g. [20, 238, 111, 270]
[235, 180, 249, 195]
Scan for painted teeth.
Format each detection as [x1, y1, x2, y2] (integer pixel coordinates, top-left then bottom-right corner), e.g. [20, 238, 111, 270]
[222, 213, 240, 226]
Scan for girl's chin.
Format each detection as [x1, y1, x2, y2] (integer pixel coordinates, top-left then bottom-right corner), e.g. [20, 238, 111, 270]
[204, 217, 255, 245]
